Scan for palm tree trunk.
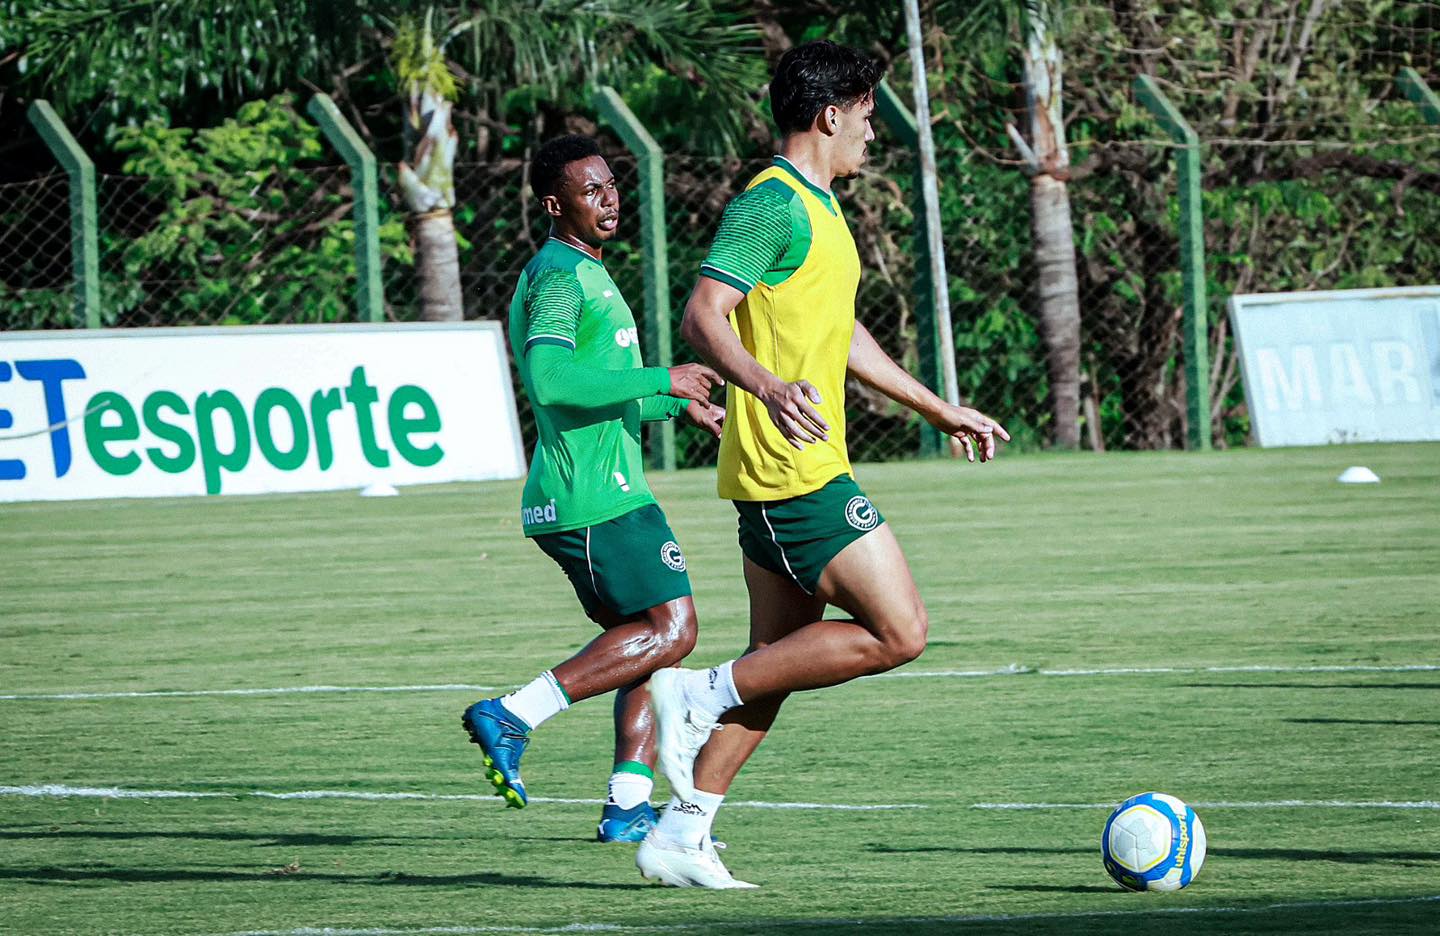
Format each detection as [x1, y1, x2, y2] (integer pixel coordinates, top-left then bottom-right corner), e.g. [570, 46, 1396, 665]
[1022, 2, 1082, 449]
[413, 209, 463, 321]
[1029, 173, 1081, 448]
[397, 79, 463, 321]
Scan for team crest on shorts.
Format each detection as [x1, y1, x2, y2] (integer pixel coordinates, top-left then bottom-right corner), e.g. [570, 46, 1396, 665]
[660, 540, 687, 572]
[845, 495, 879, 531]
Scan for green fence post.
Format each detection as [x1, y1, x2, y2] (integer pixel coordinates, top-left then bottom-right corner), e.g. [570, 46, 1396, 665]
[27, 101, 100, 329]
[874, 81, 944, 457]
[1133, 75, 1211, 451]
[1398, 67, 1440, 126]
[307, 94, 384, 323]
[594, 86, 675, 472]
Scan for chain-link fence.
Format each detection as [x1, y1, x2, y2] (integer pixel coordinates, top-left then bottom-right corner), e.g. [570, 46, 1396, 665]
[0, 173, 73, 330]
[96, 165, 367, 327]
[4, 4, 1437, 462]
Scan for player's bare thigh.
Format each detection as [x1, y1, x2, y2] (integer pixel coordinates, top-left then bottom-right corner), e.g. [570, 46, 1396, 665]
[744, 557, 827, 648]
[815, 522, 928, 662]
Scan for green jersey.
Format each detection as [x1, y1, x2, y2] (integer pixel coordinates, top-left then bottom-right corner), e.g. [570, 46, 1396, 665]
[508, 238, 686, 536]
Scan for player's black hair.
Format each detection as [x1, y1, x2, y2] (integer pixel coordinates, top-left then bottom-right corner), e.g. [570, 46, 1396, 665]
[769, 40, 884, 136]
[530, 134, 602, 199]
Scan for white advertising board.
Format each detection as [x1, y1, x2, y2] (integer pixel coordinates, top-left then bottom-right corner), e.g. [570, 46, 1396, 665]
[0, 322, 525, 502]
[1228, 286, 1440, 446]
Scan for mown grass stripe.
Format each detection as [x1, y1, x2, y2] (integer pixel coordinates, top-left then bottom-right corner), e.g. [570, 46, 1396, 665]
[0, 784, 923, 810]
[6, 662, 1435, 702]
[221, 894, 1440, 935]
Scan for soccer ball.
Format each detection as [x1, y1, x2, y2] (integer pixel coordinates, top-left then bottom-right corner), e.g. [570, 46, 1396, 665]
[1101, 792, 1207, 892]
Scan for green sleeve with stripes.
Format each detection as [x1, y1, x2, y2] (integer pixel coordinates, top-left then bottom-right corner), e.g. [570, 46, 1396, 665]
[522, 268, 584, 351]
[699, 186, 794, 294]
[640, 395, 690, 422]
[526, 344, 670, 409]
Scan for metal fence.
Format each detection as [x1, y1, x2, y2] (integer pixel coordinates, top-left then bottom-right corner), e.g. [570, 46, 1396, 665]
[0, 173, 71, 330]
[5, 69, 1439, 465]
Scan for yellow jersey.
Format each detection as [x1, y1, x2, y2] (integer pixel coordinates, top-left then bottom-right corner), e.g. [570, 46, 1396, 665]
[699, 157, 862, 501]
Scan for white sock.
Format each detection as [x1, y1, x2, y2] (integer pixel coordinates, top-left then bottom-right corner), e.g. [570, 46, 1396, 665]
[500, 670, 569, 730]
[606, 769, 654, 810]
[655, 789, 725, 849]
[681, 660, 742, 722]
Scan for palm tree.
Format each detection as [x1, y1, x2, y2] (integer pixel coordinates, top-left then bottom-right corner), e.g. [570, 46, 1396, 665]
[392, 11, 464, 320]
[946, 0, 1083, 448]
[1014, 1, 1082, 449]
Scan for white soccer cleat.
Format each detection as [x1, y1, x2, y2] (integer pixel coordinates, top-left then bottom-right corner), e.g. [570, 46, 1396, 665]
[636, 834, 758, 889]
[649, 667, 719, 803]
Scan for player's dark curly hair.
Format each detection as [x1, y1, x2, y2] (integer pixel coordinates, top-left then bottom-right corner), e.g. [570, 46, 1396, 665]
[530, 134, 601, 199]
[770, 40, 884, 136]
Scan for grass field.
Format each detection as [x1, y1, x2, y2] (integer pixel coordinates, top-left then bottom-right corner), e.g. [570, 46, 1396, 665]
[3, 443, 1438, 935]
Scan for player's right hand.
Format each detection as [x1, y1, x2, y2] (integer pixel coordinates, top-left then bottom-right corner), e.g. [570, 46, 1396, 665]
[667, 363, 723, 404]
[762, 379, 829, 450]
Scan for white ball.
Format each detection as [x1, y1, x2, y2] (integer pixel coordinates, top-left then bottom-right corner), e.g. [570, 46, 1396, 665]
[1102, 792, 1207, 891]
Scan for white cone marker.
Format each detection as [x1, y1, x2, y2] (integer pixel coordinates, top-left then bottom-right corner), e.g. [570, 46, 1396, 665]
[1336, 466, 1380, 484]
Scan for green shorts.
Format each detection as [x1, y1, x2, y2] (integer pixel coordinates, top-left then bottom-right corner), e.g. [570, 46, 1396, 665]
[733, 474, 885, 595]
[531, 503, 692, 619]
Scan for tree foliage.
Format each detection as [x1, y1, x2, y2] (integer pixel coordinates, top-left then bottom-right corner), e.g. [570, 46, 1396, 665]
[0, 0, 763, 155]
[821, 0, 1440, 449]
[4, 1, 1438, 452]
[103, 96, 408, 326]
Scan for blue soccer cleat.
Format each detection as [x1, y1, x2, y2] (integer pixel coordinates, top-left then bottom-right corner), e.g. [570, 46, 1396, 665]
[461, 698, 530, 808]
[597, 802, 658, 843]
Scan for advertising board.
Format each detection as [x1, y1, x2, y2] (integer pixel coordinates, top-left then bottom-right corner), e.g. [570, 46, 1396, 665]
[0, 323, 525, 501]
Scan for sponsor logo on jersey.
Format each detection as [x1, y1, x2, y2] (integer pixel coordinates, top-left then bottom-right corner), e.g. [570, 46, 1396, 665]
[522, 498, 558, 526]
[844, 495, 879, 531]
[660, 540, 686, 572]
[614, 327, 640, 348]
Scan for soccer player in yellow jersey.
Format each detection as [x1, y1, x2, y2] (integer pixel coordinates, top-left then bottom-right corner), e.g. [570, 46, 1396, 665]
[636, 41, 1009, 888]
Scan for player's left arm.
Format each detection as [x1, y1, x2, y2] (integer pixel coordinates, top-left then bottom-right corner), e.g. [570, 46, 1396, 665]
[639, 395, 725, 438]
[640, 395, 688, 422]
[846, 322, 1009, 463]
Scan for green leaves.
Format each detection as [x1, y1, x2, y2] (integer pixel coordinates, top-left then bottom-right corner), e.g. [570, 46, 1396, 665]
[5, 0, 371, 135]
[99, 95, 408, 325]
[3, 1, 763, 155]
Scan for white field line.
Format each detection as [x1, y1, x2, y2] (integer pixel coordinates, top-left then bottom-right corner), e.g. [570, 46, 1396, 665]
[872, 662, 1440, 679]
[973, 800, 1440, 810]
[0, 684, 496, 701]
[7, 784, 1436, 812]
[0, 784, 922, 811]
[219, 895, 1440, 936]
[5, 662, 1437, 703]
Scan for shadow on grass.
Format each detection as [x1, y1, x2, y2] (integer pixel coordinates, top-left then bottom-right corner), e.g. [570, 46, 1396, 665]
[704, 899, 1440, 936]
[987, 884, 1118, 894]
[1283, 717, 1440, 726]
[1182, 682, 1440, 691]
[0, 829, 425, 847]
[0, 866, 647, 889]
[865, 844, 1440, 865]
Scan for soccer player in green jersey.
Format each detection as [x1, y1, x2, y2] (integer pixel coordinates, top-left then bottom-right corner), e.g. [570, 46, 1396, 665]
[637, 42, 1008, 887]
[461, 135, 725, 845]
